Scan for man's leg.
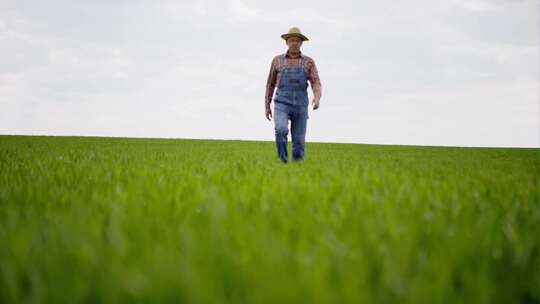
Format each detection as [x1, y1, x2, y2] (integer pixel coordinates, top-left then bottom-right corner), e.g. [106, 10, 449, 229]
[273, 103, 290, 163]
[291, 107, 308, 162]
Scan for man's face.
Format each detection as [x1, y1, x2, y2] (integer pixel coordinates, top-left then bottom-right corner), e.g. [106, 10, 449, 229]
[286, 36, 303, 52]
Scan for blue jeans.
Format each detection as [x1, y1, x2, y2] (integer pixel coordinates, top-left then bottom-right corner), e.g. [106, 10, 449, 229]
[273, 101, 309, 163]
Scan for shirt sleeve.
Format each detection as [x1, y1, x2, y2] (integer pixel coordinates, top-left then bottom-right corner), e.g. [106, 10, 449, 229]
[265, 56, 278, 108]
[308, 58, 322, 101]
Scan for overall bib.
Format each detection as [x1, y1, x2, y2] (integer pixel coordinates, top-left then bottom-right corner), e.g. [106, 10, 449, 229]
[273, 54, 310, 163]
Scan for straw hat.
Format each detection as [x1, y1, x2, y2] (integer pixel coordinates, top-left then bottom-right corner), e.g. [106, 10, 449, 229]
[281, 26, 309, 41]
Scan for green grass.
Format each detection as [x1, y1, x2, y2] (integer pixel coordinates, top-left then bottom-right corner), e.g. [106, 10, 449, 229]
[0, 135, 538, 303]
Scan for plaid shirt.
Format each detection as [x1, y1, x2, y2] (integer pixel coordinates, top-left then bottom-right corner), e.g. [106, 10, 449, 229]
[265, 50, 322, 108]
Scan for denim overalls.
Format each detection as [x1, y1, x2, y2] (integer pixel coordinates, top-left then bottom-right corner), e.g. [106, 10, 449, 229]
[273, 54, 310, 163]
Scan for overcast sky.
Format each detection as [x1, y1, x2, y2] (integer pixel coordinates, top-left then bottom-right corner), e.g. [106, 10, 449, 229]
[1, 0, 538, 147]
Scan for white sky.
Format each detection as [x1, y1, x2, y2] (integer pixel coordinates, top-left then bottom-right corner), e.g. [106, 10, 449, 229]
[1, 0, 538, 147]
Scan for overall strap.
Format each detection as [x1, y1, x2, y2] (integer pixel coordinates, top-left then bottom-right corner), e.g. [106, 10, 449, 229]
[280, 54, 286, 69]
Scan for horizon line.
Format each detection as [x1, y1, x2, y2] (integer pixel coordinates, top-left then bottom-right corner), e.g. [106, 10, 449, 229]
[1, 133, 538, 150]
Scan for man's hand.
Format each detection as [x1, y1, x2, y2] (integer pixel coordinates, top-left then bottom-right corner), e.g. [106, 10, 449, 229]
[312, 98, 320, 110]
[265, 106, 272, 121]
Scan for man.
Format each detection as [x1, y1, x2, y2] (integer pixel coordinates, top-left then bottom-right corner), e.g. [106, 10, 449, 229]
[265, 26, 322, 164]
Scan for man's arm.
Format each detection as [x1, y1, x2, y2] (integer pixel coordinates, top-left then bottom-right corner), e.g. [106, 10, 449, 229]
[308, 58, 322, 104]
[265, 57, 278, 109]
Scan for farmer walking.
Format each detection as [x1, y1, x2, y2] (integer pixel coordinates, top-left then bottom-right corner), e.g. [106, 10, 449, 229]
[265, 26, 322, 163]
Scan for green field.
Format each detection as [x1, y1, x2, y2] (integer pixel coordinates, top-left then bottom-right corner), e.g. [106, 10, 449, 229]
[0, 135, 538, 303]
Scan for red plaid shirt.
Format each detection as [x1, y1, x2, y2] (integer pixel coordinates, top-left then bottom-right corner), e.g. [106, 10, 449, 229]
[265, 50, 322, 108]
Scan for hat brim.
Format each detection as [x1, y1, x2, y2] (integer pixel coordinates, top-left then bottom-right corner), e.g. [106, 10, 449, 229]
[281, 33, 309, 41]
